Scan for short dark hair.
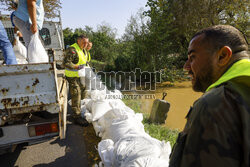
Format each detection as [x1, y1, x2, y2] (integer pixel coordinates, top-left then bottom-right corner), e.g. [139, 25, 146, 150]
[192, 25, 248, 55]
[76, 34, 88, 41]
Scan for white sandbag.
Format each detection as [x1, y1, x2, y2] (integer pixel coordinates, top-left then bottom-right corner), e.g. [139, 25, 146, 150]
[109, 114, 145, 143]
[80, 76, 86, 87]
[122, 156, 170, 167]
[91, 100, 112, 121]
[159, 141, 172, 160]
[81, 99, 93, 110]
[80, 105, 88, 118]
[16, 58, 28, 64]
[86, 99, 94, 111]
[97, 108, 142, 141]
[28, 32, 48, 63]
[81, 99, 90, 106]
[113, 135, 170, 167]
[97, 109, 123, 140]
[109, 99, 126, 109]
[92, 121, 103, 137]
[94, 162, 104, 167]
[91, 90, 106, 101]
[109, 99, 135, 115]
[98, 139, 115, 167]
[135, 113, 143, 122]
[106, 89, 123, 100]
[79, 67, 87, 87]
[84, 66, 96, 80]
[79, 66, 92, 87]
[81, 67, 105, 91]
[13, 36, 28, 64]
[84, 110, 93, 123]
[78, 67, 86, 77]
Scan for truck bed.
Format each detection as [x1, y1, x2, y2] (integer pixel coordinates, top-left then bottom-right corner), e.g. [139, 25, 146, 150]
[0, 63, 60, 115]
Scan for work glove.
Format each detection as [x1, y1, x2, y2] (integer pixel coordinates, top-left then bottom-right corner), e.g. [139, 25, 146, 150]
[78, 65, 85, 70]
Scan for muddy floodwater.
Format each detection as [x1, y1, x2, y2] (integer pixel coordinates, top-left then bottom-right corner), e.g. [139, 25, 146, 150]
[138, 81, 202, 130]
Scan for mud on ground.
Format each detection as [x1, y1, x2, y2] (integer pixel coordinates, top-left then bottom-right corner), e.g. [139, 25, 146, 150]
[83, 125, 102, 167]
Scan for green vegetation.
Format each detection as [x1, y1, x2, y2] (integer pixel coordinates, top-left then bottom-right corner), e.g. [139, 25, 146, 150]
[123, 98, 179, 147]
[60, 0, 249, 83]
[0, 0, 61, 19]
[143, 116, 179, 147]
[3, 0, 248, 82]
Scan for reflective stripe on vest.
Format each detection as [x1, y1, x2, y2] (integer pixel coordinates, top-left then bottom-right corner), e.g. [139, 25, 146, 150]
[65, 43, 87, 78]
[87, 51, 91, 62]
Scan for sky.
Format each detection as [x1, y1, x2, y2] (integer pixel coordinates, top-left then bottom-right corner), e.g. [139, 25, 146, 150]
[61, 0, 148, 37]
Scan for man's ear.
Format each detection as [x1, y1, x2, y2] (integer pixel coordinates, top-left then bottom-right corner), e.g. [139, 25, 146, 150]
[216, 46, 232, 66]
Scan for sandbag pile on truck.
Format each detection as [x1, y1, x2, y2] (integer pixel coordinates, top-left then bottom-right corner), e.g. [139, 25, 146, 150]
[70, 67, 172, 167]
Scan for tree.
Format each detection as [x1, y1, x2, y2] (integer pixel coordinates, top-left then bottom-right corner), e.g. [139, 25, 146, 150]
[0, 0, 61, 19]
[63, 27, 74, 48]
[122, 8, 153, 71]
[144, 0, 249, 68]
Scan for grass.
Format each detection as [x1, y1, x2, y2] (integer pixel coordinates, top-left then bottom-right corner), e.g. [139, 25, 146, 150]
[123, 99, 179, 147]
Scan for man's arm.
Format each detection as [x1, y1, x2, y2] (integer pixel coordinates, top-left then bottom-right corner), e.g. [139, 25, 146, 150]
[63, 47, 80, 70]
[27, 0, 37, 34]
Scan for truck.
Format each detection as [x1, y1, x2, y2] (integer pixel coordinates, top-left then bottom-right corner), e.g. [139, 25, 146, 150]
[0, 14, 68, 154]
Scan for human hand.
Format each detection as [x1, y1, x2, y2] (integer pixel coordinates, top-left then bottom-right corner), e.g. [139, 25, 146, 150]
[78, 65, 85, 70]
[17, 31, 23, 37]
[30, 23, 38, 34]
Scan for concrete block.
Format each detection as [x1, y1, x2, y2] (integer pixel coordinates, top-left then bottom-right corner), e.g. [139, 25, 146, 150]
[149, 99, 170, 124]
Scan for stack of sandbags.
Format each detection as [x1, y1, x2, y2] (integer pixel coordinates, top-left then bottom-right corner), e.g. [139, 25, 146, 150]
[76, 69, 172, 167]
[98, 135, 171, 167]
[94, 108, 144, 141]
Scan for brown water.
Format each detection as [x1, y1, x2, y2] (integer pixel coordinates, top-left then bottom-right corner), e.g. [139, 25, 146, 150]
[140, 81, 202, 130]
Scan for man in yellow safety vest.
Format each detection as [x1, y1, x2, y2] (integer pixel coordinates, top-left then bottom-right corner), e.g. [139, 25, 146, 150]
[63, 34, 90, 126]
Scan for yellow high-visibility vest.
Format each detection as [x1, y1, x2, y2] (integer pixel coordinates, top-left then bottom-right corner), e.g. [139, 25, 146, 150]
[206, 59, 250, 92]
[65, 43, 87, 78]
[87, 51, 91, 62]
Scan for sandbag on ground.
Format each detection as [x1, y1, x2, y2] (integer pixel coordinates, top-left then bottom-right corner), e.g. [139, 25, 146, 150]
[98, 139, 115, 167]
[122, 156, 170, 167]
[113, 135, 171, 167]
[109, 113, 144, 143]
[96, 108, 143, 141]
[91, 100, 112, 121]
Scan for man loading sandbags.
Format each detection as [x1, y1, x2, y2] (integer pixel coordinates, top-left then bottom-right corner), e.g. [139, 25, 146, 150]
[13, 0, 44, 48]
[63, 34, 91, 126]
[169, 25, 250, 167]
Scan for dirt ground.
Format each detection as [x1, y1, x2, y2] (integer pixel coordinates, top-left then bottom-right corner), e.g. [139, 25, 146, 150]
[83, 125, 102, 167]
